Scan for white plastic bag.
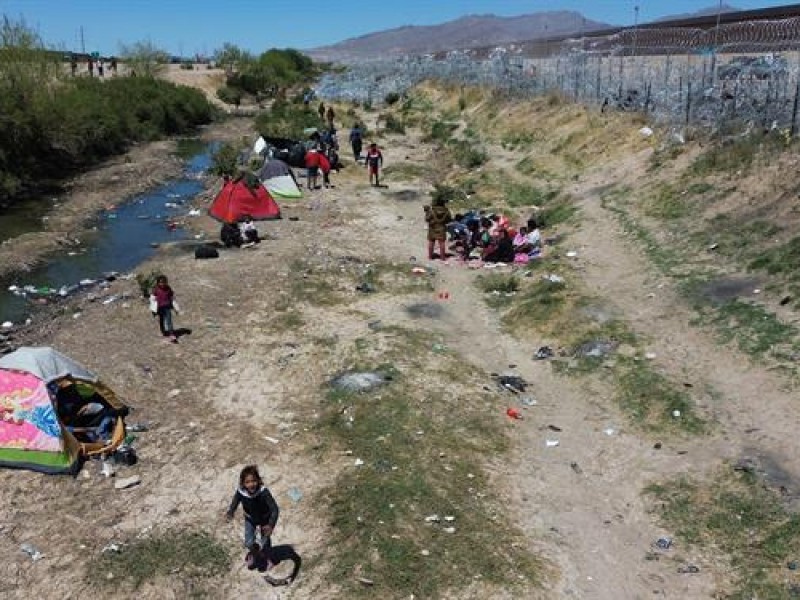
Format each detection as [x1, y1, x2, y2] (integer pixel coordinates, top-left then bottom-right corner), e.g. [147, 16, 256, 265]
[172, 300, 181, 314]
[148, 295, 157, 314]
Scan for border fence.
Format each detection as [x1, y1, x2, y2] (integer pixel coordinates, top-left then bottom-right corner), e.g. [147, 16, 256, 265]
[316, 14, 800, 136]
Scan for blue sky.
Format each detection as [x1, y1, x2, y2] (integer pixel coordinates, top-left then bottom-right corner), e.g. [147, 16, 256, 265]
[0, 0, 787, 56]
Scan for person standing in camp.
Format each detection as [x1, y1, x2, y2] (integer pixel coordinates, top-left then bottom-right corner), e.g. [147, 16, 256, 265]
[349, 123, 363, 161]
[97, 59, 104, 78]
[325, 106, 335, 129]
[69, 54, 77, 77]
[87, 56, 94, 77]
[317, 101, 325, 121]
[365, 143, 384, 187]
[110, 56, 118, 76]
[226, 465, 280, 555]
[304, 148, 321, 190]
[151, 275, 179, 343]
[424, 195, 452, 260]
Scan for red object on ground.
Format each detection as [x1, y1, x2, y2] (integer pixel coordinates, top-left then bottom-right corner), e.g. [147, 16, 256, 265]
[208, 178, 281, 222]
[506, 408, 522, 420]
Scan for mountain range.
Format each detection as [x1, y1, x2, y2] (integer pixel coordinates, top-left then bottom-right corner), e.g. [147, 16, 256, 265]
[307, 5, 743, 62]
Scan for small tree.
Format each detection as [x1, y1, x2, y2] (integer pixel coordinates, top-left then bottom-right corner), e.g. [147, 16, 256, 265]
[119, 40, 168, 77]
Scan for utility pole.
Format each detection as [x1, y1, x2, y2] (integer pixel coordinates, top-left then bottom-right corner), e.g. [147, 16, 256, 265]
[632, 5, 640, 58]
[80, 26, 85, 54]
[711, 0, 723, 86]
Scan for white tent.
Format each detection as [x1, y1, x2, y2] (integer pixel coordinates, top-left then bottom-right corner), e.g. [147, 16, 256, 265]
[0, 346, 97, 383]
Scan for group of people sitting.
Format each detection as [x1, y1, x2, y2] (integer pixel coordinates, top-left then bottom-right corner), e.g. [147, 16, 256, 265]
[221, 215, 261, 249]
[426, 196, 543, 263]
[53, 379, 121, 444]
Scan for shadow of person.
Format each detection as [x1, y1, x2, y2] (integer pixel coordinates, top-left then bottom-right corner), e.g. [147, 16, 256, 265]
[251, 544, 302, 586]
[173, 328, 192, 339]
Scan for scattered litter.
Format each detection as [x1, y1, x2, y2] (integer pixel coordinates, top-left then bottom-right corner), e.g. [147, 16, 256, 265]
[506, 408, 523, 420]
[354, 458, 365, 467]
[20, 543, 44, 561]
[521, 396, 537, 407]
[187, 209, 201, 216]
[574, 340, 617, 359]
[330, 371, 390, 393]
[547, 424, 562, 432]
[444, 515, 455, 522]
[287, 488, 303, 503]
[367, 320, 382, 331]
[495, 374, 527, 394]
[570, 462, 583, 474]
[443, 527, 456, 534]
[753, 288, 762, 294]
[781, 296, 793, 306]
[101, 460, 116, 478]
[102, 543, 122, 554]
[603, 427, 617, 436]
[678, 565, 700, 574]
[114, 476, 141, 490]
[645, 352, 657, 360]
[788, 561, 798, 571]
[543, 274, 564, 284]
[535, 346, 554, 360]
[546, 439, 560, 448]
[639, 126, 654, 137]
[1, 322, 12, 329]
[411, 267, 427, 274]
[355, 283, 375, 293]
[226, 302, 234, 307]
[357, 577, 375, 586]
[421, 550, 430, 557]
[672, 410, 681, 418]
[707, 243, 719, 251]
[167, 389, 181, 398]
[566, 251, 578, 258]
[263, 436, 280, 445]
[101, 295, 119, 305]
[432, 343, 447, 353]
[424, 515, 441, 523]
[655, 537, 673, 550]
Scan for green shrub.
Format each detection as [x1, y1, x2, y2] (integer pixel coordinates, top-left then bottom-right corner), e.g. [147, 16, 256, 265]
[384, 91, 401, 105]
[217, 85, 242, 106]
[254, 98, 318, 138]
[428, 120, 458, 143]
[430, 184, 462, 205]
[209, 142, 240, 177]
[381, 113, 405, 134]
[448, 139, 487, 169]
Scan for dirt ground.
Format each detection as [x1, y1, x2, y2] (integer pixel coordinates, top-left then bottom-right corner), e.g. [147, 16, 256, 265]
[4, 83, 800, 599]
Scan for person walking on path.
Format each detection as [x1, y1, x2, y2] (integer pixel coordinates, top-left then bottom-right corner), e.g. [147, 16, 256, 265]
[424, 195, 452, 260]
[349, 123, 363, 161]
[87, 57, 94, 77]
[325, 106, 335, 129]
[150, 275, 179, 342]
[226, 465, 280, 555]
[365, 143, 383, 187]
[317, 101, 325, 121]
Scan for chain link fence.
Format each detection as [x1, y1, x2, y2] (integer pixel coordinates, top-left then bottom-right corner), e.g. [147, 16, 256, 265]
[317, 15, 800, 136]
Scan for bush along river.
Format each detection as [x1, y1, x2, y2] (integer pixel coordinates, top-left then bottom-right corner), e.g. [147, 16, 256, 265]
[0, 139, 217, 333]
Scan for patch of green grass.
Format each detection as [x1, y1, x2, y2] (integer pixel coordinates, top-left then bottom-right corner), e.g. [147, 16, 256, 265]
[380, 112, 406, 134]
[316, 330, 541, 598]
[501, 131, 537, 150]
[505, 182, 560, 208]
[89, 529, 230, 590]
[644, 183, 691, 220]
[694, 299, 796, 357]
[749, 235, 800, 277]
[689, 135, 764, 175]
[360, 262, 434, 295]
[648, 143, 685, 171]
[427, 119, 459, 143]
[645, 470, 800, 598]
[503, 279, 567, 329]
[686, 181, 714, 195]
[382, 163, 431, 180]
[447, 139, 488, 169]
[477, 273, 520, 309]
[616, 360, 705, 433]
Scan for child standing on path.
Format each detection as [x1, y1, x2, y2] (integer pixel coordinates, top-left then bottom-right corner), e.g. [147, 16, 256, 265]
[424, 195, 452, 260]
[365, 143, 383, 187]
[349, 123, 363, 161]
[226, 465, 280, 555]
[151, 275, 179, 342]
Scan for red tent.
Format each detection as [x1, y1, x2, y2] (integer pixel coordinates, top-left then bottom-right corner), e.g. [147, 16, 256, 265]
[208, 178, 281, 222]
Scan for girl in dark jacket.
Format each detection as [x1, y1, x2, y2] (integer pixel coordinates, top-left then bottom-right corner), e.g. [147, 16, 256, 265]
[226, 465, 280, 552]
